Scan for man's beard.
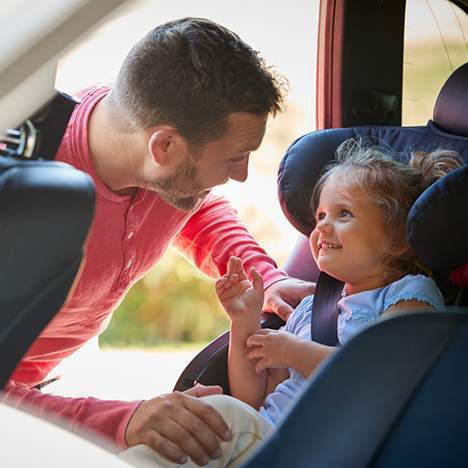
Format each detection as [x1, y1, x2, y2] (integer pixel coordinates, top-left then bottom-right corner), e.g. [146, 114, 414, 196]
[139, 157, 209, 211]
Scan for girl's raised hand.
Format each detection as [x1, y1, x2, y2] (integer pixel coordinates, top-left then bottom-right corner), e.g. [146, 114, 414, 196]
[215, 256, 264, 321]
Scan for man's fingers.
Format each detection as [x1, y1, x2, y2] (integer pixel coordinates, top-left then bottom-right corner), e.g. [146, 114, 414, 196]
[150, 419, 210, 466]
[126, 392, 230, 466]
[168, 407, 222, 465]
[145, 430, 189, 465]
[153, 395, 229, 465]
[185, 384, 223, 398]
[184, 395, 232, 442]
[271, 299, 293, 321]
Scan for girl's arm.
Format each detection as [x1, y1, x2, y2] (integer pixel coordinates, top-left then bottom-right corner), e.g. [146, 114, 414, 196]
[229, 320, 267, 409]
[288, 301, 433, 377]
[266, 301, 433, 378]
[284, 338, 336, 378]
[246, 329, 337, 379]
[215, 257, 268, 409]
[382, 300, 435, 318]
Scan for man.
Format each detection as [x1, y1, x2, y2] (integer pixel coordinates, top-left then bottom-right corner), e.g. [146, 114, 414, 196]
[4, 18, 314, 466]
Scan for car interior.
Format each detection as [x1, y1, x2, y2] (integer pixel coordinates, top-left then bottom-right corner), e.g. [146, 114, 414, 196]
[0, 0, 467, 467]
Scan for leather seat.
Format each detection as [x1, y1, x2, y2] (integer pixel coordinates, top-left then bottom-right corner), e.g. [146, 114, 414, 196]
[0, 157, 95, 388]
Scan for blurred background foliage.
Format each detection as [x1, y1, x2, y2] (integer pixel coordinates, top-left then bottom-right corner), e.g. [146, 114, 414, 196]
[100, 250, 228, 346]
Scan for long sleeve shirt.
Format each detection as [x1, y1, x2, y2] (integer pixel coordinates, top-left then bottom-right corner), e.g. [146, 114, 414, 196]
[3, 87, 287, 448]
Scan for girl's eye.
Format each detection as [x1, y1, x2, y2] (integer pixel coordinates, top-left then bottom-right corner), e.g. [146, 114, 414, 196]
[316, 211, 326, 221]
[340, 209, 352, 217]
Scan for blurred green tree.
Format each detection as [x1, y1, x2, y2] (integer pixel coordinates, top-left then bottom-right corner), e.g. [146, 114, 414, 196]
[100, 248, 229, 347]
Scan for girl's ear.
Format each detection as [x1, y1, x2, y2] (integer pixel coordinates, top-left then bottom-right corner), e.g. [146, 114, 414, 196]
[392, 241, 411, 257]
[147, 126, 189, 168]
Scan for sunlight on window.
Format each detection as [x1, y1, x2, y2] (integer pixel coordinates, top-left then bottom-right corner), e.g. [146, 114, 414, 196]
[403, 0, 468, 125]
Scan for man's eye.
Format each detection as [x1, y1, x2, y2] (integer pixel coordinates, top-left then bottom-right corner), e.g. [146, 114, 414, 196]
[230, 153, 249, 163]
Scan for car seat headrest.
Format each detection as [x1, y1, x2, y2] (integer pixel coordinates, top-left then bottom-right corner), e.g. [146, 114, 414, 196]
[433, 62, 468, 137]
[278, 127, 468, 274]
[407, 165, 468, 271]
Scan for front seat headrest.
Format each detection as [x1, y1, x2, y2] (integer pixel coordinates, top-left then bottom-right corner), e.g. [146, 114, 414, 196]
[433, 62, 468, 137]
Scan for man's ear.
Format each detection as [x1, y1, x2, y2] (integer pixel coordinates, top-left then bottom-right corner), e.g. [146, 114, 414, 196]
[147, 126, 188, 168]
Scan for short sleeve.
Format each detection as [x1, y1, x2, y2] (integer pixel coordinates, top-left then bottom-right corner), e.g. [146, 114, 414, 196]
[283, 295, 314, 339]
[383, 274, 444, 312]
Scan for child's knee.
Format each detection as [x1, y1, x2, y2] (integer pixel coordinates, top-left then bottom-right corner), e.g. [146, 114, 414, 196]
[201, 394, 272, 438]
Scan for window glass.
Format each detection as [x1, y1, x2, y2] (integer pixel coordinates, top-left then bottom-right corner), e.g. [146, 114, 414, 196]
[403, 0, 468, 125]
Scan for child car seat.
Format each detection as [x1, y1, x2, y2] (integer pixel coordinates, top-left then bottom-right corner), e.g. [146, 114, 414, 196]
[174, 62, 468, 400]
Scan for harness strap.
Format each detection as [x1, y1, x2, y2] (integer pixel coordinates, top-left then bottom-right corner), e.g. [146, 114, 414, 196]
[311, 271, 345, 346]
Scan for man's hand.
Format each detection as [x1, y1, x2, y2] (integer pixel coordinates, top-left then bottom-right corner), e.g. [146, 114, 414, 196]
[245, 329, 300, 373]
[125, 384, 231, 466]
[263, 278, 315, 321]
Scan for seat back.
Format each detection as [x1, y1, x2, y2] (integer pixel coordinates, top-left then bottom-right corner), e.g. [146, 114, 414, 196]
[0, 157, 95, 388]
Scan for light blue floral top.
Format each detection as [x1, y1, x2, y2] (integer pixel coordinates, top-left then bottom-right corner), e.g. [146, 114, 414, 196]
[258, 274, 444, 426]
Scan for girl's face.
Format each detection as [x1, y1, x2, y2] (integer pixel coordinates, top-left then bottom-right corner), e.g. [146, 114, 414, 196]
[309, 173, 402, 295]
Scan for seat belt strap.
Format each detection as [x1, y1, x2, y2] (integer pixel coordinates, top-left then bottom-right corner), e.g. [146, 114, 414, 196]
[311, 272, 345, 346]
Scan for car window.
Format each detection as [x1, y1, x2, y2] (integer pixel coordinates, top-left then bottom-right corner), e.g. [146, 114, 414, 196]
[403, 0, 468, 125]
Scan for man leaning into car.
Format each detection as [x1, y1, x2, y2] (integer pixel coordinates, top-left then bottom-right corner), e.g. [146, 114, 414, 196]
[3, 17, 314, 466]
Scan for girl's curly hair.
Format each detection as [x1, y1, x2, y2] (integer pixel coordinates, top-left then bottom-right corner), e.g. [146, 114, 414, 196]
[310, 138, 463, 283]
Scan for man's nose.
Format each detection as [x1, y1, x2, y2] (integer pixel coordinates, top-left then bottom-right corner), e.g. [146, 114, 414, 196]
[229, 158, 249, 183]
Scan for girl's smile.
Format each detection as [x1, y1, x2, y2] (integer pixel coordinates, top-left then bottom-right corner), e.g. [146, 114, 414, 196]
[317, 240, 342, 250]
[310, 173, 403, 295]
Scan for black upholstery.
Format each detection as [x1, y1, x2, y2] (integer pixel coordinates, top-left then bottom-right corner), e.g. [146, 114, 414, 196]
[408, 164, 468, 272]
[0, 157, 95, 388]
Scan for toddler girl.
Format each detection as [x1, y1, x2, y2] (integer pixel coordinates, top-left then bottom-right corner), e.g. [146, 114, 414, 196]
[124, 141, 462, 467]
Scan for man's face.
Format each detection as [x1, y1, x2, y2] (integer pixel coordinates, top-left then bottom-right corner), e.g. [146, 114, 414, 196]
[147, 112, 267, 211]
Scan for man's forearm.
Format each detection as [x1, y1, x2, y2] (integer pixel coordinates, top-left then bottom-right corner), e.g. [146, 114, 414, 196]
[175, 194, 287, 288]
[3, 381, 141, 449]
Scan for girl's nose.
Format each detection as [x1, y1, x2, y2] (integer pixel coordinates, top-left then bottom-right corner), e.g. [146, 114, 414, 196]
[316, 217, 332, 233]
